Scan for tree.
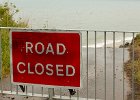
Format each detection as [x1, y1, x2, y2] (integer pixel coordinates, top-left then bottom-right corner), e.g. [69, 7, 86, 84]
[0, 2, 28, 78]
[0, 2, 28, 27]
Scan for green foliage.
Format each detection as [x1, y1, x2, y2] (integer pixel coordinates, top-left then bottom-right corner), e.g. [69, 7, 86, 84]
[125, 33, 140, 88]
[135, 34, 140, 40]
[0, 2, 28, 78]
[0, 2, 28, 27]
[135, 71, 140, 85]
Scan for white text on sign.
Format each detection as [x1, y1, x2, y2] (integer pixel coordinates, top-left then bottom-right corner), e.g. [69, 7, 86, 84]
[16, 42, 75, 77]
[26, 42, 66, 55]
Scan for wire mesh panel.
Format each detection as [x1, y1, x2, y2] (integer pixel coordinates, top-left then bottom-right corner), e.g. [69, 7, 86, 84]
[0, 27, 138, 100]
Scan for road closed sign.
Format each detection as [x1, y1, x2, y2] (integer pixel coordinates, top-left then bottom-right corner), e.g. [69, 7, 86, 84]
[10, 30, 81, 88]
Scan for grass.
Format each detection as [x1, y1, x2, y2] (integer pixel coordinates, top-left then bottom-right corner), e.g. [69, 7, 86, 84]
[0, 29, 10, 78]
[125, 33, 140, 99]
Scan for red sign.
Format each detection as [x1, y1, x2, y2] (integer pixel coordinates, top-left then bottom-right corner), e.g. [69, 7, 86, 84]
[10, 30, 81, 88]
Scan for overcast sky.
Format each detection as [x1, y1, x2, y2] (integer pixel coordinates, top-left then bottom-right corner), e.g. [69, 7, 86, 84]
[1, 0, 140, 31]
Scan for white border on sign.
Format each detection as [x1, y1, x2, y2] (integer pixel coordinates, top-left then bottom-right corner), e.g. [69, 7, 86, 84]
[10, 29, 82, 89]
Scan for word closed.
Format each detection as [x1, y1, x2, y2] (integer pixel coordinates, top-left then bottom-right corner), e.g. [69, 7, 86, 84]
[10, 30, 81, 87]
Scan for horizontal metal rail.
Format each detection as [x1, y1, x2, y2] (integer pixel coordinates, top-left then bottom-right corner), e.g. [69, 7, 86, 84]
[0, 26, 140, 33]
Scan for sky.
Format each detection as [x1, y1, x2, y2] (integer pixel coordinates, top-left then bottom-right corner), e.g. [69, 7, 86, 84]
[1, 0, 140, 31]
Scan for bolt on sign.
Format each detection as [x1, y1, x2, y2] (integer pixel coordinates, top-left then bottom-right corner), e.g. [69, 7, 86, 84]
[10, 30, 81, 88]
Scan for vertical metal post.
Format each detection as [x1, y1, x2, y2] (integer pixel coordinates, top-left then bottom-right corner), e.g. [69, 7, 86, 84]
[32, 85, 34, 96]
[7, 28, 12, 94]
[95, 31, 97, 100]
[69, 93, 71, 99]
[104, 31, 106, 100]
[86, 31, 89, 100]
[6, 27, 12, 94]
[41, 87, 43, 97]
[60, 88, 62, 99]
[123, 32, 125, 100]
[132, 32, 135, 100]
[0, 29, 3, 93]
[113, 32, 115, 100]
[16, 85, 18, 95]
[26, 86, 28, 95]
[48, 88, 54, 100]
[9, 28, 13, 94]
[77, 89, 79, 100]
[10, 84, 12, 93]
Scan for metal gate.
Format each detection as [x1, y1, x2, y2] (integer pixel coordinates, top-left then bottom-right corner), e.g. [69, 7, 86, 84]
[0, 27, 138, 100]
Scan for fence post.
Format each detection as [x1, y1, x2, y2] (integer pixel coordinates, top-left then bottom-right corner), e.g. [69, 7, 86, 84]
[48, 88, 55, 100]
[0, 29, 3, 94]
